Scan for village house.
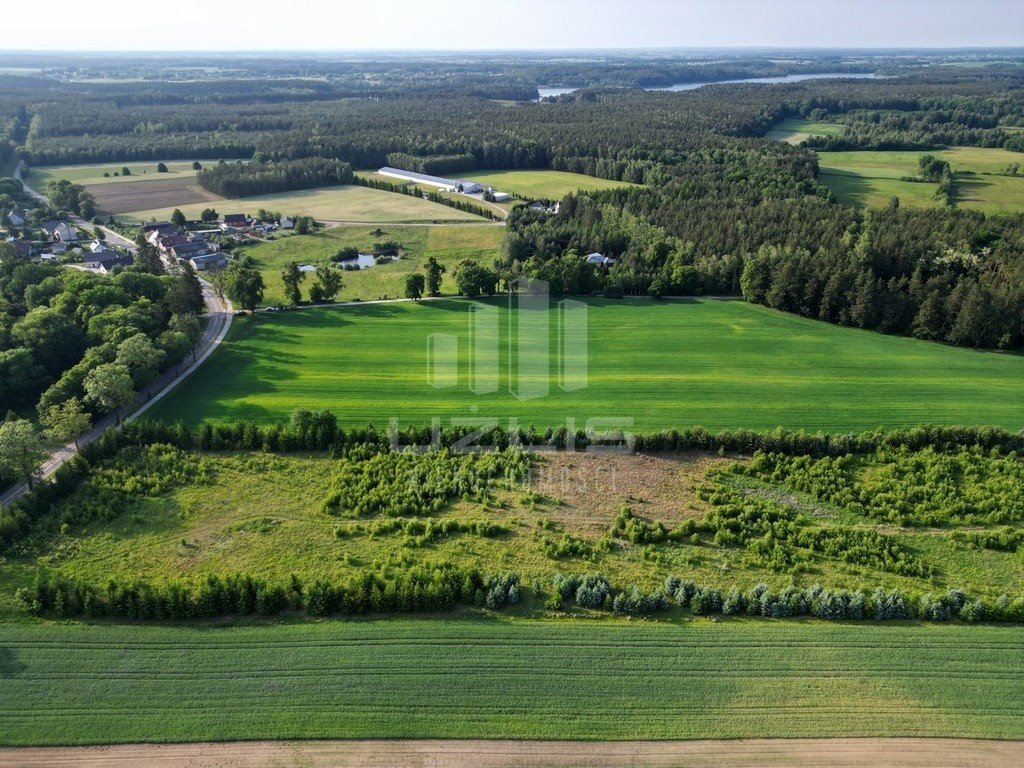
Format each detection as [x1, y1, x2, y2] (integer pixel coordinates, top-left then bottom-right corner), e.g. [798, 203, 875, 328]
[221, 213, 247, 231]
[7, 209, 27, 227]
[41, 221, 78, 243]
[170, 239, 213, 261]
[279, 216, 295, 230]
[190, 252, 228, 271]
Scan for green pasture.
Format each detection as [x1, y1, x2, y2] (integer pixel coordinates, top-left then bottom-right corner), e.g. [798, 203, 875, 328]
[816, 147, 1024, 213]
[147, 298, 1024, 432]
[765, 118, 845, 144]
[244, 224, 504, 305]
[464, 168, 639, 199]
[26, 160, 206, 188]
[1, 620, 1021, 744]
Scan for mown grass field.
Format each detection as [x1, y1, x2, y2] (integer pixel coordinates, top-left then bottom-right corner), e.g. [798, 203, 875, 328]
[246, 224, 504, 305]
[1, 620, 1021, 745]
[147, 298, 1024, 432]
[816, 147, 1024, 213]
[27, 159, 208, 188]
[462, 169, 639, 199]
[114, 185, 488, 225]
[764, 118, 845, 144]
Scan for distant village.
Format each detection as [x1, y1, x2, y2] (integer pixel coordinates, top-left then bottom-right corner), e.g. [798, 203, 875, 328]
[4, 208, 295, 274]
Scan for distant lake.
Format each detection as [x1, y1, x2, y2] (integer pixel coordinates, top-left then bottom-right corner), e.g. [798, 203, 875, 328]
[536, 73, 879, 100]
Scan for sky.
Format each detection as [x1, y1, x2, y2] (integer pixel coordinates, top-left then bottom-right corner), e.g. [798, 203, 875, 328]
[5, 0, 1024, 52]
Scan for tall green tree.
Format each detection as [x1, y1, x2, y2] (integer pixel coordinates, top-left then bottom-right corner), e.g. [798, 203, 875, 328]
[40, 397, 91, 449]
[115, 333, 165, 388]
[224, 259, 265, 310]
[170, 208, 187, 227]
[308, 266, 342, 304]
[405, 273, 425, 301]
[281, 262, 305, 305]
[425, 256, 446, 296]
[0, 419, 46, 488]
[83, 363, 135, 422]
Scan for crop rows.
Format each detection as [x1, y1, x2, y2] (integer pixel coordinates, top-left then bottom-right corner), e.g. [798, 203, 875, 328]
[1, 620, 1022, 745]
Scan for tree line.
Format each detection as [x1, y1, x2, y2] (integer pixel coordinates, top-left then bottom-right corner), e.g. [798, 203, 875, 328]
[196, 157, 353, 198]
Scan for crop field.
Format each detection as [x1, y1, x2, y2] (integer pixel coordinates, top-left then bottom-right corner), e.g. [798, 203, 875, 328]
[816, 147, 1024, 213]
[87, 177, 222, 215]
[115, 184, 488, 225]
[146, 298, 1024, 432]
[461, 169, 639, 199]
[247, 224, 504, 305]
[765, 118, 845, 144]
[0, 620, 1022, 745]
[26, 160, 210, 188]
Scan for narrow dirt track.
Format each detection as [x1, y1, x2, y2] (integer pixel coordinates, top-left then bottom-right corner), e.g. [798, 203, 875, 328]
[2, 739, 1022, 768]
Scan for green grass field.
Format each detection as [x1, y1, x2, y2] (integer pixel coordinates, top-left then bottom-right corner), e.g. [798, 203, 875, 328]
[816, 147, 1024, 213]
[147, 298, 1024, 432]
[463, 169, 639, 199]
[1, 620, 1021, 745]
[27, 160, 207, 188]
[115, 185, 488, 225]
[765, 118, 845, 144]
[246, 224, 504, 305]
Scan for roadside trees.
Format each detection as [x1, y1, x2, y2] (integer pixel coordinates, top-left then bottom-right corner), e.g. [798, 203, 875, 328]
[83, 363, 135, 423]
[223, 259, 265, 310]
[0, 420, 46, 488]
[40, 397, 92, 449]
[115, 333, 166, 388]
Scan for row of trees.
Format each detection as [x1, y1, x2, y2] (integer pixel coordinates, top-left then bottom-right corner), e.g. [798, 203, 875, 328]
[196, 156, 353, 198]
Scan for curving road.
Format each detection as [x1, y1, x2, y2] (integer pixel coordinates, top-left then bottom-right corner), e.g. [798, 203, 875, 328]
[0, 167, 233, 507]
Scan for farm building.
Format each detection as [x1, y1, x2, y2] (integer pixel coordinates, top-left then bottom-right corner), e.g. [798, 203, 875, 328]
[141, 221, 174, 233]
[221, 213, 247, 230]
[190, 252, 227, 271]
[376, 167, 507, 198]
[279, 216, 295, 229]
[491, 190, 512, 202]
[377, 167, 458, 189]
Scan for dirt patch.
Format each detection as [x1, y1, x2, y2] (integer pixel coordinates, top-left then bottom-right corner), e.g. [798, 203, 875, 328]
[2, 739, 1020, 768]
[85, 178, 222, 214]
[527, 452, 732, 536]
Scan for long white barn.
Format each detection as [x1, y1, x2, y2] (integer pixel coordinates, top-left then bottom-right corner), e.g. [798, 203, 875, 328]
[377, 167, 509, 200]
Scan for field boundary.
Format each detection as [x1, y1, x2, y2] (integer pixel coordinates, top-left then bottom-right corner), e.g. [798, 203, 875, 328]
[2, 738, 1022, 767]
